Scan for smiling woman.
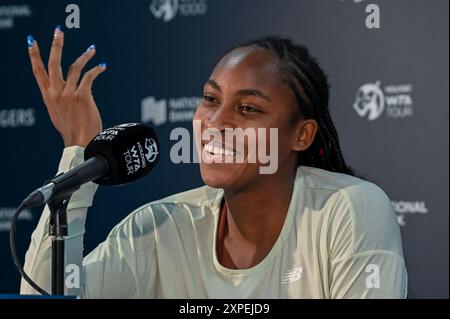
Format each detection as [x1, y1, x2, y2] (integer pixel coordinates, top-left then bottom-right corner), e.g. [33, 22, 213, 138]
[21, 30, 407, 298]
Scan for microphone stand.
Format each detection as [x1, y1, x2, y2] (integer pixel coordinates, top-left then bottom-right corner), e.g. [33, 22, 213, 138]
[47, 195, 71, 295]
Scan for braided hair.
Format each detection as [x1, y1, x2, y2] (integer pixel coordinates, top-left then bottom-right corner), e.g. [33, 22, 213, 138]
[233, 36, 354, 175]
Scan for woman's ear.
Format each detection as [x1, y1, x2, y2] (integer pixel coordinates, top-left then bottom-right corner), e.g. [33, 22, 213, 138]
[292, 119, 318, 151]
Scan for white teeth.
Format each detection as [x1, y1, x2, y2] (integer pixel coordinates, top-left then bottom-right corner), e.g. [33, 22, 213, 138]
[204, 143, 235, 156]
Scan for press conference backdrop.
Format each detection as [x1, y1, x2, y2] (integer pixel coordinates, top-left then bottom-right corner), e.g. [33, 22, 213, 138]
[0, 0, 448, 298]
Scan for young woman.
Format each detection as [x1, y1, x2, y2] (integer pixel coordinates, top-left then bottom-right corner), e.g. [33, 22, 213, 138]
[22, 26, 407, 298]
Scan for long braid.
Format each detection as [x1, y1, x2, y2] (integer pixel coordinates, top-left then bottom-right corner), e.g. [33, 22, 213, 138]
[234, 36, 354, 175]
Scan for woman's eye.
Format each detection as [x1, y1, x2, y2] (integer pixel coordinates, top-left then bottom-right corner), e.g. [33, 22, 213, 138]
[240, 105, 260, 113]
[203, 95, 218, 104]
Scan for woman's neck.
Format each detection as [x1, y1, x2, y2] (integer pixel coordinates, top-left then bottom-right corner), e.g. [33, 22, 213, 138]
[222, 165, 297, 247]
[216, 165, 297, 269]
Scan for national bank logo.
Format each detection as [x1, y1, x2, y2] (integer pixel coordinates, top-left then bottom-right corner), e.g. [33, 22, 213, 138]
[149, 0, 208, 23]
[142, 96, 167, 125]
[392, 200, 429, 227]
[353, 81, 414, 121]
[0, 4, 32, 30]
[141, 95, 201, 125]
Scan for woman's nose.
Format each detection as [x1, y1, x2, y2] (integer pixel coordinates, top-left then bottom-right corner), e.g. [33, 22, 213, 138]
[206, 104, 236, 130]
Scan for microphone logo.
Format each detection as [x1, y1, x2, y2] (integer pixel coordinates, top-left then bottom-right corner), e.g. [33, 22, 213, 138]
[144, 138, 159, 163]
[124, 138, 159, 176]
[84, 123, 160, 185]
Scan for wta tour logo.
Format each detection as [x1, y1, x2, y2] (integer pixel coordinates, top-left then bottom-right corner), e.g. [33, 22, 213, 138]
[123, 138, 159, 175]
[149, 0, 208, 22]
[353, 81, 414, 121]
[353, 82, 385, 121]
[144, 138, 159, 162]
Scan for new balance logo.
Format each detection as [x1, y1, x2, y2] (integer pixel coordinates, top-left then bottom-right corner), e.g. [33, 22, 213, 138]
[281, 267, 303, 284]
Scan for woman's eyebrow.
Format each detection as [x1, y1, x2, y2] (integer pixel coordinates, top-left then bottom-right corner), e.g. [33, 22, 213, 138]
[205, 79, 272, 102]
[206, 79, 221, 91]
[236, 89, 272, 102]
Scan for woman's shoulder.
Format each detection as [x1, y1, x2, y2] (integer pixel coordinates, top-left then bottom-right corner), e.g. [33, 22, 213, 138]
[296, 166, 402, 257]
[110, 185, 220, 232]
[297, 166, 395, 222]
[296, 166, 369, 192]
[104, 185, 220, 251]
[150, 185, 222, 208]
[298, 165, 391, 205]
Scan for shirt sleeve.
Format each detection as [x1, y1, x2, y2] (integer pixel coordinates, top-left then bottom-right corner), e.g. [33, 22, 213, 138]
[327, 181, 408, 299]
[20, 146, 139, 298]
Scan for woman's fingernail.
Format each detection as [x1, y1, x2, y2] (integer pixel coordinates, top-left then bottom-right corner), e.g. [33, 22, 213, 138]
[27, 35, 34, 48]
[86, 44, 96, 52]
[54, 25, 62, 37]
[98, 63, 107, 68]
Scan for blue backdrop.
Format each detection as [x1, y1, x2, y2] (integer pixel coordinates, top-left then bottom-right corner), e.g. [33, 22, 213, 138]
[0, 0, 448, 298]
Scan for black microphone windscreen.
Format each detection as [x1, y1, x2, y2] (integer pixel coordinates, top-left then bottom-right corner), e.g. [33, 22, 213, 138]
[84, 123, 160, 186]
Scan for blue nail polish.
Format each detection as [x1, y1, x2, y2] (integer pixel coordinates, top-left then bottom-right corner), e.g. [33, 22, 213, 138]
[98, 63, 107, 68]
[27, 35, 34, 48]
[55, 25, 62, 31]
[86, 44, 96, 52]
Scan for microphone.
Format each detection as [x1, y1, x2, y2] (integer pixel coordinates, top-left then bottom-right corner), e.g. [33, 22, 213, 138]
[22, 123, 160, 208]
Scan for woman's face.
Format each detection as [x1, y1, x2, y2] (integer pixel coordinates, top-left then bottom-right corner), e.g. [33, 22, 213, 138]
[193, 47, 315, 190]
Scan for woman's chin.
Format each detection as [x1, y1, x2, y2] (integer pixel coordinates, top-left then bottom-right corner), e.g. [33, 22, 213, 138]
[199, 164, 239, 189]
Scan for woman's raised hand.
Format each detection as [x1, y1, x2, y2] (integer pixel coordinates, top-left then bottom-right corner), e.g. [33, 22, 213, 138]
[28, 26, 107, 147]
